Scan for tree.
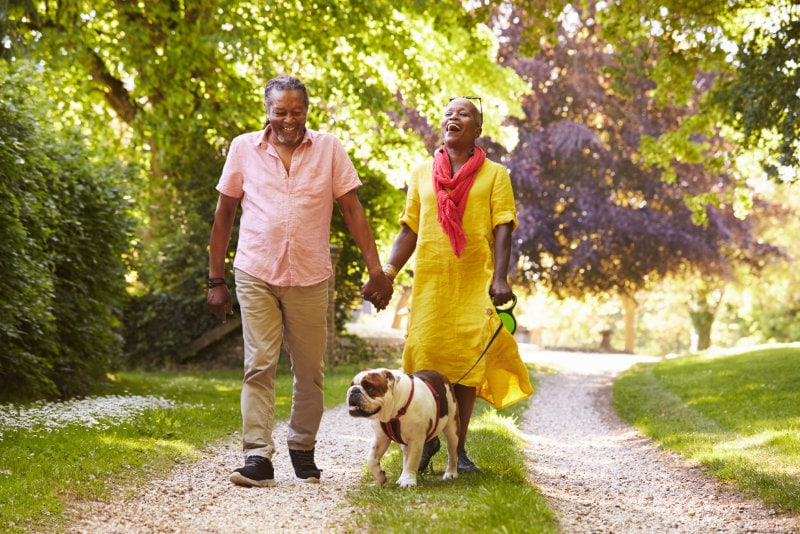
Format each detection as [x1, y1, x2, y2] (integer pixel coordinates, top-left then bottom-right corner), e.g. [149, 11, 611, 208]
[593, 0, 800, 181]
[3, 1, 530, 366]
[489, 2, 783, 351]
[718, 4, 800, 177]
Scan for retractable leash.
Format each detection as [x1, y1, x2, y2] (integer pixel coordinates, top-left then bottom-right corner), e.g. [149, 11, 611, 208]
[495, 295, 517, 335]
[454, 295, 517, 385]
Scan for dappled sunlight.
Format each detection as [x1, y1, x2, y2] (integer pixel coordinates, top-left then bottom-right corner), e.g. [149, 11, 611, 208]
[0, 395, 184, 438]
[705, 430, 800, 475]
[99, 434, 201, 459]
[212, 383, 239, 394]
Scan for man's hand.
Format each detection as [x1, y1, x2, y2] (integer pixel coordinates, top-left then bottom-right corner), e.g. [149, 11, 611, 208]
[207, 285, 234, 322]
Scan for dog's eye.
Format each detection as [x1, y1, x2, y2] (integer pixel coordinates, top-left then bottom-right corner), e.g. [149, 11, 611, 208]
[362, 381, 376, 394]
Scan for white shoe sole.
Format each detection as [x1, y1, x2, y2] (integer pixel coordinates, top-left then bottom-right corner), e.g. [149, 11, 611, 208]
[230, 472, 277, 487]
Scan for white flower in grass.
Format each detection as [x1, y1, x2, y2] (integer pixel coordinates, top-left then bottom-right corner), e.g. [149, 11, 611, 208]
[0, 395, 182, 436]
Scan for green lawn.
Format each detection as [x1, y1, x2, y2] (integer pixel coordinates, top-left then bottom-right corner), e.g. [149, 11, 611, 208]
[6, 344, 797, 533]
[0, 360, 554, 533]
[613, 344, 800, 512]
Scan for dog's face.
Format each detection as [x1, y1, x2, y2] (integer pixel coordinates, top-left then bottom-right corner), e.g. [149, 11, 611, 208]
[347, 368, 397, 418]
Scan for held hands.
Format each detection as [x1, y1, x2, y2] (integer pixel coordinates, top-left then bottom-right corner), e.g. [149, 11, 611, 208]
[361, 270, 394, 311]
[207, 284, 234, 323]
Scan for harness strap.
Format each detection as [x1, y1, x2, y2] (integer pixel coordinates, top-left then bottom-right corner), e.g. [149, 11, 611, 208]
[380, 375, 444, 445]
[422, 379, 442, 442]
[380, 376, 415, 445]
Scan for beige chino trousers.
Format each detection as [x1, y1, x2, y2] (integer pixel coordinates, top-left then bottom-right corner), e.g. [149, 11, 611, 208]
[235, 269, 327, 459]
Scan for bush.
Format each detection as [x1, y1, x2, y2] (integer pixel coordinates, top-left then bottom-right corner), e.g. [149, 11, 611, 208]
[0, 64, 136, 400]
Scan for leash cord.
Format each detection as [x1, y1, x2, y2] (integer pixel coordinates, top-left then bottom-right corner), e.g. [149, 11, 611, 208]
[454, 322, 503, 385]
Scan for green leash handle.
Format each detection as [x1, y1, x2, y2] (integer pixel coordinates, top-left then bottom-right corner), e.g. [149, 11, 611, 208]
[495, 295, 517, 334]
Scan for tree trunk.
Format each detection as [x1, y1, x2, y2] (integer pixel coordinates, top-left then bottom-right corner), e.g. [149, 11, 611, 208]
[688, 280, 724, 352]
[690, 311, 714, 352]
[622, 294, 637, 354]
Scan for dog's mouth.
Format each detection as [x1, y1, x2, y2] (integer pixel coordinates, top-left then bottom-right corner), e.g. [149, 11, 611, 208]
[347, 389, 381, 417]
[348, 404, 380, 418]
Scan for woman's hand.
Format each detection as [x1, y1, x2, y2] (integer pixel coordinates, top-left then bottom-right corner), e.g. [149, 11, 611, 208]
[489, 279, 514, 307]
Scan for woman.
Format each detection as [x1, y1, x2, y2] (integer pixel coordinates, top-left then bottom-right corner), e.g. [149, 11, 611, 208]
[382, 97, 533, 472]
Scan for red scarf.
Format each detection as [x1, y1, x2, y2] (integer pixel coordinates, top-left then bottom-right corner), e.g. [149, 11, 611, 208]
[432, 145, 486, 257]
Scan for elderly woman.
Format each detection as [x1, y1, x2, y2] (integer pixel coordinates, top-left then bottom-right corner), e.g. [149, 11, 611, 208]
[382, 97, 533, 473]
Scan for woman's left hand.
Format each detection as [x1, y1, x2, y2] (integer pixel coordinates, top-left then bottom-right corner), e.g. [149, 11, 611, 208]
[490, 279, 513, 307]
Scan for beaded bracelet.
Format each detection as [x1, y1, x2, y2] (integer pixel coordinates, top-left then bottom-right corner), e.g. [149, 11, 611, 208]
[207, 277, 226, 289]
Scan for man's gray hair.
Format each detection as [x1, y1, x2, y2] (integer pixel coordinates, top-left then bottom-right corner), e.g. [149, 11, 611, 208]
[263, 75, 309, 114]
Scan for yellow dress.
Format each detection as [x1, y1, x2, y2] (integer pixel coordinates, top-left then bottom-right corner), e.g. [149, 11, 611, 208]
[400, 158, 533, 409]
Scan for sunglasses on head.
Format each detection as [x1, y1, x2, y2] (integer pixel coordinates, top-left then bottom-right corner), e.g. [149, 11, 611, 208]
[449, 96, 483, 118]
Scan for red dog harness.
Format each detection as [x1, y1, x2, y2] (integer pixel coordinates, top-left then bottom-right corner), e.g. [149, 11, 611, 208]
[380, 374, 443, 445]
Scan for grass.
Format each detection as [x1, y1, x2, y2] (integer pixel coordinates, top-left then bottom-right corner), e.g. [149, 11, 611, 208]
[613, 344, 800, 512]
[342, 396, 555, 533]
[0, 360, 366, 533]
[0, 359, 555, 533]
[0, 369, 243, 533]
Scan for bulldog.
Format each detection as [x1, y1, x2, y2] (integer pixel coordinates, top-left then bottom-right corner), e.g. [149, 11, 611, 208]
[347, 368, 459, 487]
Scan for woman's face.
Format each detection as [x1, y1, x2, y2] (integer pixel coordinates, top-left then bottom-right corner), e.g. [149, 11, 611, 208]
[267, 89, 308, 146]
[441, 98, 482, 147]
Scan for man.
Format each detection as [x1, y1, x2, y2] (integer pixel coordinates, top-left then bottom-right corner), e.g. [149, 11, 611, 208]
[207, 75, 392, 487]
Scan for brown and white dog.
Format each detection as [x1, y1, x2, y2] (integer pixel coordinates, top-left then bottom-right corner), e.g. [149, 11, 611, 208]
[347, 368, 459, 487]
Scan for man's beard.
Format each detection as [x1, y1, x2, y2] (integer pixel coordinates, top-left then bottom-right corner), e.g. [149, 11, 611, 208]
[274, 125, 304, 146]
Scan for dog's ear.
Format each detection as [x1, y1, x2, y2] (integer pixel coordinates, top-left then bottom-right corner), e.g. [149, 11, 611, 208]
[382, 370, 395, 385]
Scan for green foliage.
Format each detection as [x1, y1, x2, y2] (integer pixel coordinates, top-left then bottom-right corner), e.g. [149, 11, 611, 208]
[614, 346, 800, 511]
[2, 1, 530, 367]
[597, 0, 799, 182]
[716, 2, 800, 175]
[332, 159, 406, 331]
[118, 292, 222, 369]
[0, 62, 136, 400]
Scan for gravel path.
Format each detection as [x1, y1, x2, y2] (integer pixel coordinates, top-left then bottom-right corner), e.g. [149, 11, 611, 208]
[66, 345, 799, 533]
[519, 349, 799, 534]
[67, 405, 367, 533]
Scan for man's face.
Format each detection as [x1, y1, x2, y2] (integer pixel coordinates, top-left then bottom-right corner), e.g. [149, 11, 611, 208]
[267, 89, 308, 146]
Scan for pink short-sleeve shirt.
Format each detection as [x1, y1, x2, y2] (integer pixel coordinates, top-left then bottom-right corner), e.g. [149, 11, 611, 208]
[216, 127, 361, 286]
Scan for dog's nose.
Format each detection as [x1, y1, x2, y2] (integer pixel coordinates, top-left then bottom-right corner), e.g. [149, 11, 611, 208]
[347, 388, 361, 405]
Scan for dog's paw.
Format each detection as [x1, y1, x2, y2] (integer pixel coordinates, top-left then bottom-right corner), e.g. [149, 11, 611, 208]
[442, 471, 458, 481]
[375, 470, 387, 485]
[396, 473, 418, 487]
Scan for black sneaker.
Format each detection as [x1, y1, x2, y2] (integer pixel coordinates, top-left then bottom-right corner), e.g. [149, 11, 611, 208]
[230, 455, 276, 487]
[457, 450, 481, 473]
[418, 436, 441, 473]
[289, 448, 321, 483]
